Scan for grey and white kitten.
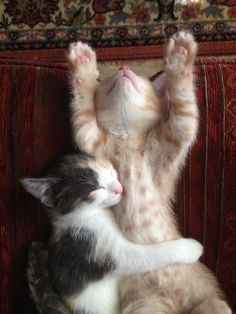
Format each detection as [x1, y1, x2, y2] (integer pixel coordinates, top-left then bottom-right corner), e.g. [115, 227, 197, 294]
[22, 152, 203, 314]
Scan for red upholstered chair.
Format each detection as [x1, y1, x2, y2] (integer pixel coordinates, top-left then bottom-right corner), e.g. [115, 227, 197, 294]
[0, 52, 235, 314]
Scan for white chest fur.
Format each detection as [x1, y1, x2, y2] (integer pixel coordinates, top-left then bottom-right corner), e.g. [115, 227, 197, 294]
[65, 275, 120, 314]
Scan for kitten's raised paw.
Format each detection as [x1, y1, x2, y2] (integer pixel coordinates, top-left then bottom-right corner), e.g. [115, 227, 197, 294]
[164, 32, 197, 76]
[68, 41, 96, 66]
[68, 41, 99, 86]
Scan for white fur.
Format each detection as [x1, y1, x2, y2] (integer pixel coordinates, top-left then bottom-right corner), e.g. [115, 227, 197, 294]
[65, 275, 120, 314]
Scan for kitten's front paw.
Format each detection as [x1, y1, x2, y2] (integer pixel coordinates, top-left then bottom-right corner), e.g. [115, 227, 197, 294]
[164, 32, 197, 76]
[68, 41, 99, 87]
[174, 238, 203, 264]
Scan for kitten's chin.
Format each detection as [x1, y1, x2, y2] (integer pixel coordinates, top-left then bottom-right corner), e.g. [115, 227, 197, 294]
[92, 189, 122, 208]
[102, 194, 122, 207]
[97, 113, 157, 137]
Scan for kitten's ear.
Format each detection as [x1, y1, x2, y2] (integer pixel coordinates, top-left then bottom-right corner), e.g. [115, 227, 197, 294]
[20, 178, 57, 207]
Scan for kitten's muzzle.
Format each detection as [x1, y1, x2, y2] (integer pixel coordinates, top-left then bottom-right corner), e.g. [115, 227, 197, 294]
[118, 66, 140, 93]
[108, 182, 123, 195]
[119, 65, 129, 75]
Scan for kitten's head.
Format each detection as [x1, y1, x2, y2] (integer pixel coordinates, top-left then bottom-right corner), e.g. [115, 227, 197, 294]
[95, 66, 162, 135]
[21, 153, 123, 215]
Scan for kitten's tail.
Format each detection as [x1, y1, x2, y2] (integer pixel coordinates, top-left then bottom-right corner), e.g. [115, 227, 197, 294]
[27, 242, 72, 314]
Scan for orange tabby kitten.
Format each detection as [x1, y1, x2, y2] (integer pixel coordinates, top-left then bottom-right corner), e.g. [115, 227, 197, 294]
[68, 32, 232, 314]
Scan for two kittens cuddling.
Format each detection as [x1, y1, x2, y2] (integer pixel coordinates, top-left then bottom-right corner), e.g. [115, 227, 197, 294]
[22, 152, 201, 314]
[22, 32, 232, 314]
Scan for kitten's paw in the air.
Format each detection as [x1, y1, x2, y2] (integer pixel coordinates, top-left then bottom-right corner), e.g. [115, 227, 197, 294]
[165, 32, 197, 76]
[68, 41, 99, 86]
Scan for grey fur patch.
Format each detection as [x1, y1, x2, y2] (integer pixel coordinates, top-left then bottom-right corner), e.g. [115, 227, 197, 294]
[22, 153, 100, 214]
[49, 227, 115, 297]
[26, 152, 116, 313]
[27, 241, 72, 314]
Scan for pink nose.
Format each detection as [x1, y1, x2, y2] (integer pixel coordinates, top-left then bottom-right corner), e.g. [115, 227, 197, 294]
[108, 182, 123, 194]
[119, 65, 129, 74]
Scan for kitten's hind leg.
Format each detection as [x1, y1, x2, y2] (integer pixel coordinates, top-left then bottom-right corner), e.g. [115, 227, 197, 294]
[27, 242, 72, 314]
[190, 299, 232, 314]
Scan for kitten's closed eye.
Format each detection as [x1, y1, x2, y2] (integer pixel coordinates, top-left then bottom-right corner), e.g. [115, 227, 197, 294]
[90, 173, 123, 208]
[21, 154, 123, 213]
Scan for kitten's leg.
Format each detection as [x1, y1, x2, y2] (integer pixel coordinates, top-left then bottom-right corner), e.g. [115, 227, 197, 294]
[116, 238, 202, 274]
[97, 228, 203, 274]
[164, 31, 198, 148]
[151, 32, 198, 177]
[190, 299, 232, 314]
[68, 42, 105, 154]
[27, 242, 72, 314]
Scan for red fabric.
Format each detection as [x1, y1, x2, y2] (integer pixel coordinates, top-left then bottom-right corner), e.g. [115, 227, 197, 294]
[1, 41, 236, 62]
[0, 55, 235, 314]
[177, 60, 236, 307]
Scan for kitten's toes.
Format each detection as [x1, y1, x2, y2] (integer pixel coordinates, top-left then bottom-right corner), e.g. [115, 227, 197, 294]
[68, 41, 96, 68]
[75, 55, 90, 64]
[67, 41, 99, 86]
[171, 32, 197, 58]
[165, 32, 197, 76]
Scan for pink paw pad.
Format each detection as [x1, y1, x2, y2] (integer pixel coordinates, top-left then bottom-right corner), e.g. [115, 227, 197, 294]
[75, 55, 90, 64]
[181, 69, 189, 76]
[173, 46, 188, 56]
[76, 78, 83, 84]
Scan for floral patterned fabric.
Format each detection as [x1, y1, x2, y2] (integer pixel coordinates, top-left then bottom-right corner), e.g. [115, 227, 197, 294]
[1, 0, 236, 50]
